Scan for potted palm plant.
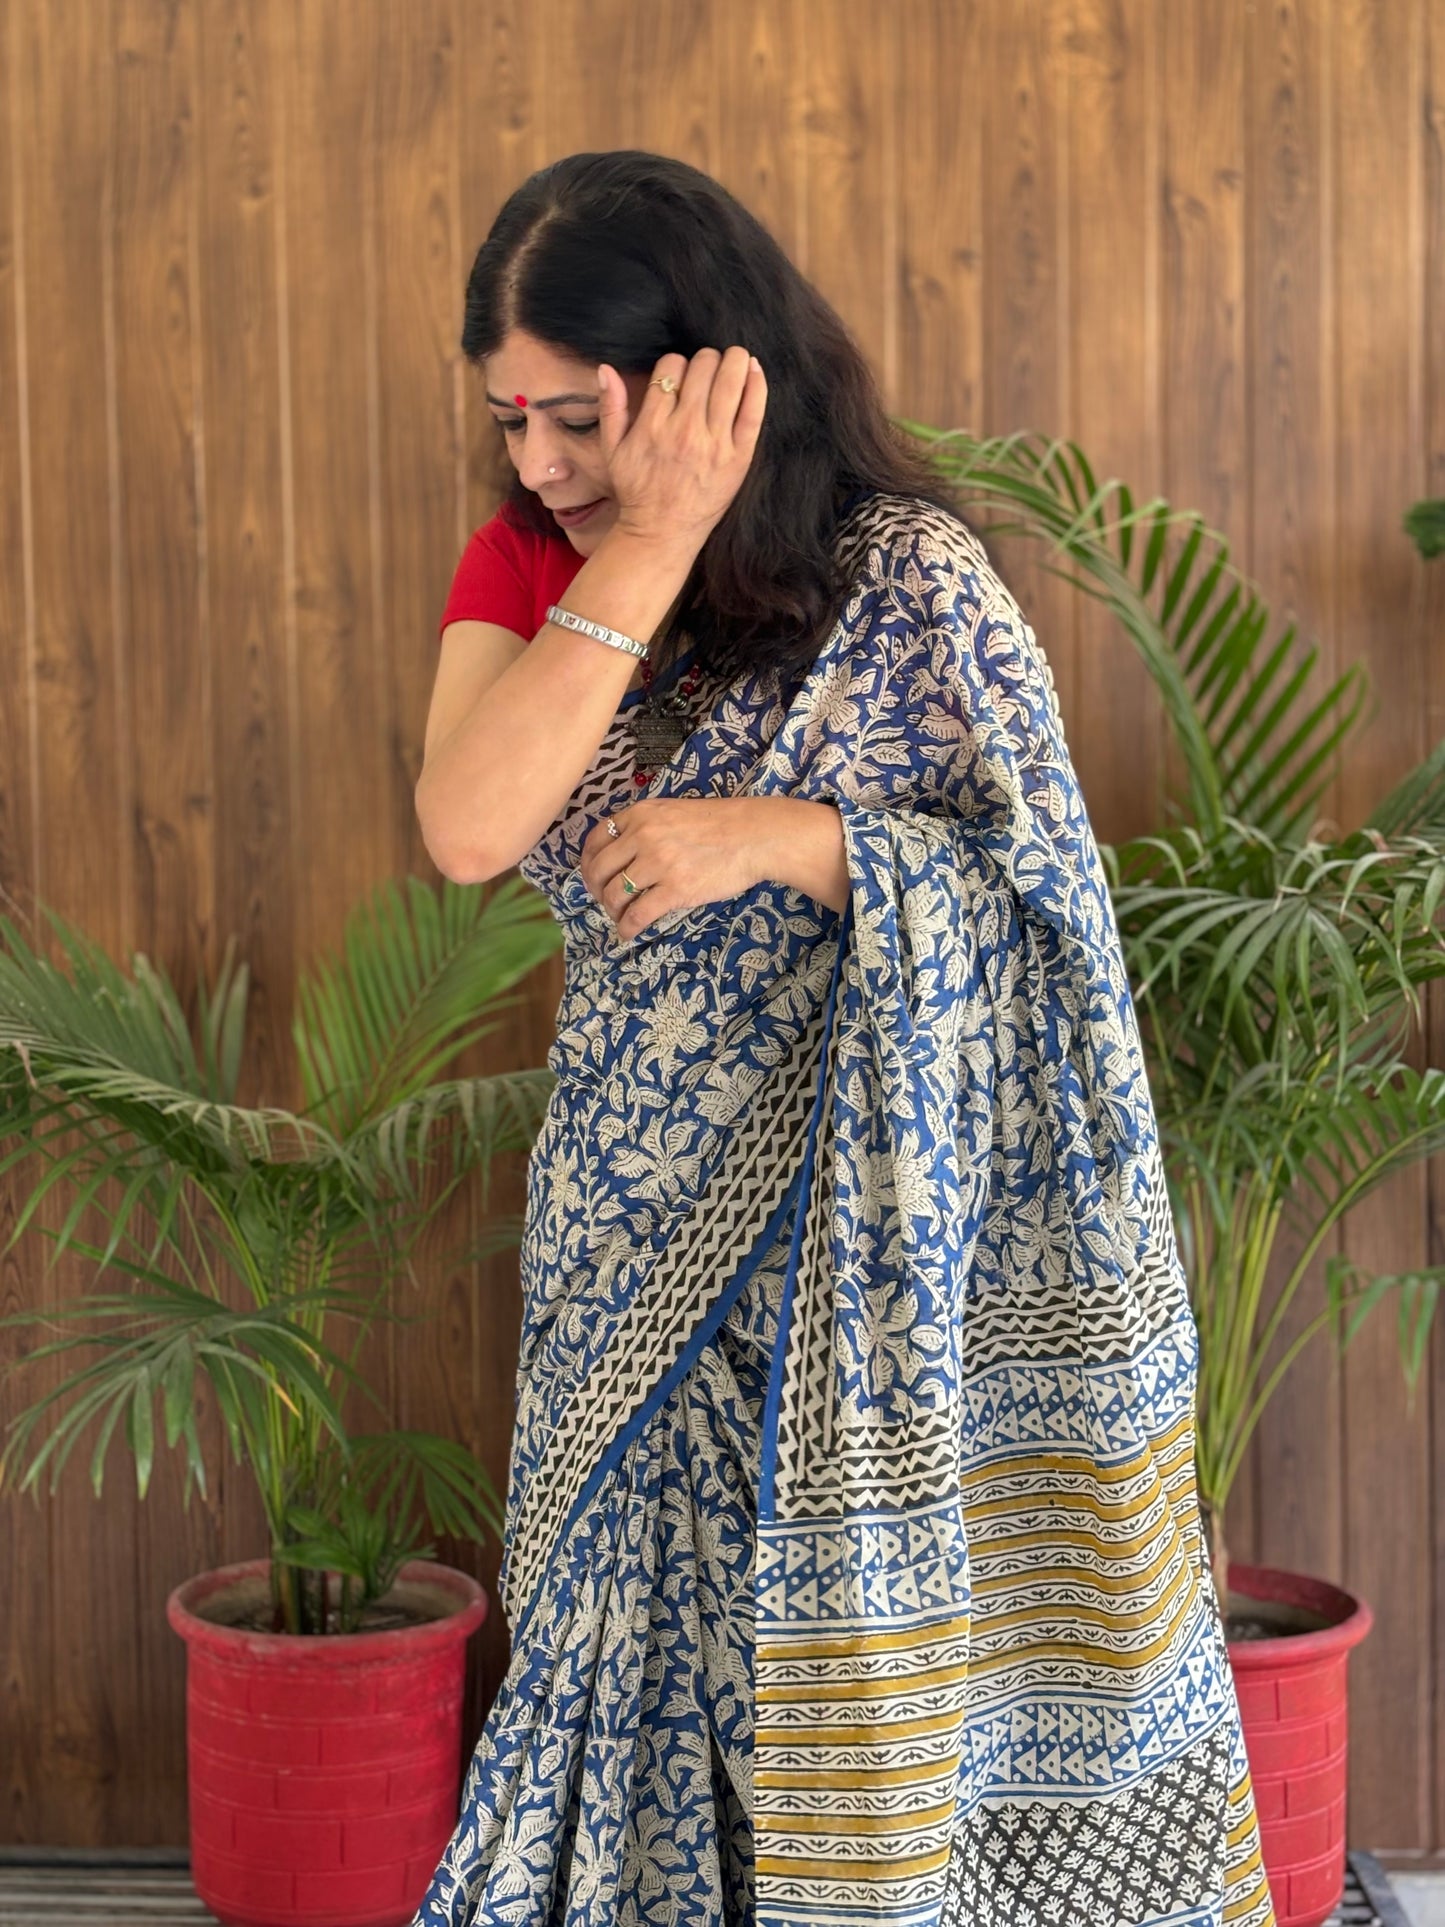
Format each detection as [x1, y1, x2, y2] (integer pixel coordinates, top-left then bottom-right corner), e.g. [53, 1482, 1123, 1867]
[906, 425, 1445, 1927]
[0, 872, 561, 1927]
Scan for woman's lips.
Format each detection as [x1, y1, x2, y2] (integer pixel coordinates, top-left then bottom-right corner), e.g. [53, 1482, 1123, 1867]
[553, 499, 605, 527]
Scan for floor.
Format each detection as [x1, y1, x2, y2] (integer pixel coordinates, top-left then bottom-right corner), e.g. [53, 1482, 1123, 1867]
[0, 1848, 1433, 1925]
[0, 1851, 214, 1922]
[1394, 1875, 1445, 1927]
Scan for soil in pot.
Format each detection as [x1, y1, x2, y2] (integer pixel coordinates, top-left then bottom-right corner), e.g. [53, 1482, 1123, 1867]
[1226, 1593, 1333, 1643]
[192, 1570, 463, 1636]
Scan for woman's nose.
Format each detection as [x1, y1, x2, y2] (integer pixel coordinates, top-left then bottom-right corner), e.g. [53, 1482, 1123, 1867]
[515, 427, 567, 492]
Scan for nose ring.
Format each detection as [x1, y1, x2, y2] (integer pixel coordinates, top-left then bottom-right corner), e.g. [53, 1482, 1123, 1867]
[548, 465, 557, 475]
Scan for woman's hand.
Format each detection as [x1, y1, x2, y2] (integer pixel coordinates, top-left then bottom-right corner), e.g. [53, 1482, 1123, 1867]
[596, 347, 766, 551]
[580, 797, 764, 939]
[579, 796, 850, 938]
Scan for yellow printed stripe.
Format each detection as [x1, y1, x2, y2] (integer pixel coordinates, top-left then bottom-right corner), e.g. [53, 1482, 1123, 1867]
[765, 1796, 958, 1837]
[970, 1592, 1196, 1674]
[760, 1659, 971, 1704]
[759, 1580, 1202, 1688]
[757, 1613, 970, 1663]
[959, 1412, 1195, 1492]
[971, 1540, 1184, 1601]
[756, 1844, 954, 1880]
[968, 1514, 1186, 1561]
[1222, 1844, 1267, 1916]
[1228, 1807, 1264, 1849]
[979, 1549, 1192, 1636]
[755, 1709, 965, 1745]
[755, 1760, 952, 1791]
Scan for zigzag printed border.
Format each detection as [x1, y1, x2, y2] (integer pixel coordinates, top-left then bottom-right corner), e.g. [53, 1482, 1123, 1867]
[504, 923, 849, 1643]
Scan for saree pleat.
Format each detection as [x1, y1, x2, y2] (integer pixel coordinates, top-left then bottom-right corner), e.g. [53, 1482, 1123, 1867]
[414, 493, 1276, 1927]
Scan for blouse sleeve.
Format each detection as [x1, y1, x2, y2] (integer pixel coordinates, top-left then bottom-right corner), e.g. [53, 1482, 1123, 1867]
[438, 511, 535, 641]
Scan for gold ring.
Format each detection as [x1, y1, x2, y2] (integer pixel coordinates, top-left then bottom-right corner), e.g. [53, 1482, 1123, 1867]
[648, 375, 678, 393]
[620, 871, 639, 894]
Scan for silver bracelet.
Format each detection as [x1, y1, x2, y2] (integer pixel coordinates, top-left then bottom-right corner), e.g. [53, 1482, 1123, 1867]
[544, 602, 649, 660]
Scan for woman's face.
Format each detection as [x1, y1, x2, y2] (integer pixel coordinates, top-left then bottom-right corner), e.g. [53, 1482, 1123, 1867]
[483, 329, 653, 555]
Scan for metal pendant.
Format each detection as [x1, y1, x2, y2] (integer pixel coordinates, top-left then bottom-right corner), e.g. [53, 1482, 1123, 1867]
[632, 696, 690, 765]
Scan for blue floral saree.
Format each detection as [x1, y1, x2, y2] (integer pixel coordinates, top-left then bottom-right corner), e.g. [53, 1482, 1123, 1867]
[414, 493, 1276, 1927]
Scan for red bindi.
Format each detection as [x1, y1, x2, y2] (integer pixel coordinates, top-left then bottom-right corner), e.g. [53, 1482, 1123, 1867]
[513, 393, 528, 408]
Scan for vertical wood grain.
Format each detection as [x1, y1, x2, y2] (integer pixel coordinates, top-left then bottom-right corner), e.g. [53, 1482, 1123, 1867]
[537, 0, 714, 162]
[9, 0, 142, 1846]
[1243, 0, 1345, 1622]
[1160, 2, 1248, 547]
[1158, 0, 1247, 874]
[797, 0, 895, 393]
[277, 2, 390, 961]
[113, 0, 211, 973]
[1334, 0, 1433, 1850]
[374, 0, 460, 881]
[713, 0, 809, 269]
[109, 0, 222, 1839]
[191, 0, 295, 1745]
[275, 0, 398, 1445]
[1062, 0, 1161, 849]
[197, 0, 295, 1126]
[894, 0, 985, 443]
[1427, 0, 1445, 1855]
[978, 2, 1077, 768]
[457, 1, 544, 545]
[0, 0, 46, 1849]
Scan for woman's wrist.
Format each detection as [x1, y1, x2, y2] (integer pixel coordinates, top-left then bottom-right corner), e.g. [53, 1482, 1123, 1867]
[596, 521, 704, 582]
[738, 796, 850, 914]
[544, 524, 699, 659]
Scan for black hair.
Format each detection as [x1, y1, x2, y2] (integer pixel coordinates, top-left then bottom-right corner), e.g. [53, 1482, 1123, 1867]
[461, 149, 968, 686]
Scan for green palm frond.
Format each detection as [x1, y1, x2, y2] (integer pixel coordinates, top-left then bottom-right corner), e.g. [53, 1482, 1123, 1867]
[901, 427, 1371, 842]
[0, 909, 233, 1095]
[0, 909, 344, 1167]
[273, 1429, 504, 1630]
[0, 867, 564, 1627]
[1102, 803, 1445, 1533]
[1292, 1064, 1445, 1220]
[1405, 498, 1445, 559]
[0, 1274, 360, 1503]
[347, 1428, 505, 1544]
[294, 873, 562, 1134]
[348, 1067, 556, 1206]
[1364, 734, 1445, 843]
[1109, 824, 1445, 1093]
[1329, 1256, 1442, 1404]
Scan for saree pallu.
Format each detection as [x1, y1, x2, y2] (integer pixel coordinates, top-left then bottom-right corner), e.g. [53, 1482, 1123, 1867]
[414, 493, 1276, 1927]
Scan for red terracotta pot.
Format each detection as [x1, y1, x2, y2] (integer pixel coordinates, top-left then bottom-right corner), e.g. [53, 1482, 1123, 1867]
[1225, 1562, 1374, 1927]
[167, 1559, 487, 1927]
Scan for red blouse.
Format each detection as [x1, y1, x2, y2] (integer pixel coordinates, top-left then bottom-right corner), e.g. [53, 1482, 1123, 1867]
[438, 505, 585, 642]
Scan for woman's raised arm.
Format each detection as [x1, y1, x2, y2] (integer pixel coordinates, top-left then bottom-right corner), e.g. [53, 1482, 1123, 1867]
[416, 345, 766, 882]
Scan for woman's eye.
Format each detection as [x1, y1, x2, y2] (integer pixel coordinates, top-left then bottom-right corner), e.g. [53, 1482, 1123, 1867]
[493, 418, 593, 437]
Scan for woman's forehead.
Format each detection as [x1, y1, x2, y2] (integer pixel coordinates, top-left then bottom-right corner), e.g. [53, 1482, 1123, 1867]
[485, 330, 596, 382]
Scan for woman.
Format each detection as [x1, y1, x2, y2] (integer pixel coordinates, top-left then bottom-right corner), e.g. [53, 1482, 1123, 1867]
[413, 151, 1274, 1927]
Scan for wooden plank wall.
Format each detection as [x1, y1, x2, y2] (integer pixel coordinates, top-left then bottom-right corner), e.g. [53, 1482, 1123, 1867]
[0, 0, 1441, 1855]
